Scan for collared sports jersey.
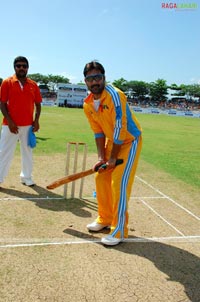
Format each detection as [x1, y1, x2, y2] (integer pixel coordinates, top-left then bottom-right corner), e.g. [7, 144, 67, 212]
[0, 74, 42, 126]
[84, 85, 142, 144]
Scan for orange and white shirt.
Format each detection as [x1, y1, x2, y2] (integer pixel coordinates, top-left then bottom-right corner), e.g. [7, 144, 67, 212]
[0, 74, 42, 126]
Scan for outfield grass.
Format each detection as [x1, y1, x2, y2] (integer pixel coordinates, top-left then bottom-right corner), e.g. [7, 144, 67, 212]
[0, 107, 199, 188]
[35, 107, 95, 154]
[139, 114, 200, 188]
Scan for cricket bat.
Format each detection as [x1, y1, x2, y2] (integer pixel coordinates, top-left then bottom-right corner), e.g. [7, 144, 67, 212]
[46, 159, 123, 190]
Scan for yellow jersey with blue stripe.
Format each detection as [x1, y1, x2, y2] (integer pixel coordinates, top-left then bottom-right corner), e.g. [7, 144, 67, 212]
[83, 85, 142, 144]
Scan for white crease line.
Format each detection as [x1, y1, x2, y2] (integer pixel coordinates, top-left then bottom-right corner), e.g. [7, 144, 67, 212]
[0, 240, 100, 248]
[0, 197, 64, 201]
[130, 196, 166, 199]
[140, 198, 185, 236]
[0, 235, 200, 249]
[136, 176, 200, 221]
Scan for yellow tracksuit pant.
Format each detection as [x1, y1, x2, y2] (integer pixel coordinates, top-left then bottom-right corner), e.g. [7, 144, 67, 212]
[95, 136, 142, 239]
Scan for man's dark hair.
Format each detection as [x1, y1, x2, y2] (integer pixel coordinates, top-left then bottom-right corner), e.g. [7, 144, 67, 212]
[13, 56, 29, 68]
[83, 61, 105, 77]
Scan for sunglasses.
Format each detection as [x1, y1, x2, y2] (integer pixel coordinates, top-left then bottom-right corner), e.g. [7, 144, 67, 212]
[15, 64, 28, 69]
[85, 74, 104, 83]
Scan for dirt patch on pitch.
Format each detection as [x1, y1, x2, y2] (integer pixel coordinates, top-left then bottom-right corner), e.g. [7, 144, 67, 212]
[0, 154, 199, 302]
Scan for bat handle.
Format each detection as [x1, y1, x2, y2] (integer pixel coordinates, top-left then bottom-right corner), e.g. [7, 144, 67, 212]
[95, 159, 123, 171]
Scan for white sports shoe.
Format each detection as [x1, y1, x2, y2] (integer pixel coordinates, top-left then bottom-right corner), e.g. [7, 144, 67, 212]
[21, 178, 35, 186]
[101, 235, 123, 246]
[87, 221, 109, 231]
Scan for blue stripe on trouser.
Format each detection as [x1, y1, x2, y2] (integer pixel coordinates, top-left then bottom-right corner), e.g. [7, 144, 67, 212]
[111, 138, 138, 238]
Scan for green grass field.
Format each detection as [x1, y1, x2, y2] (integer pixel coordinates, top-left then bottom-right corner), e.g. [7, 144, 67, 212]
[0, 106, 200, 188]
[139, 113, 200, 188]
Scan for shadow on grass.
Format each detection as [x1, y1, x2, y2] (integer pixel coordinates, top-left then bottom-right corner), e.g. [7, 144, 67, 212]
[0, 185, 97, 218]
[36, 136, 52, 141]
[63, 228, 200, 302]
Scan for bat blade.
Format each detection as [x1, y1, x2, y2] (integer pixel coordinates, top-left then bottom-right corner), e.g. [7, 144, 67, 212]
[46, 168, 94, 189]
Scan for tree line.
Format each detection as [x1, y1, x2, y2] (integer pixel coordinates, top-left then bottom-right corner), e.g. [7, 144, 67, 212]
[112, 78, 200, 103]
[1, 73, 200, 104]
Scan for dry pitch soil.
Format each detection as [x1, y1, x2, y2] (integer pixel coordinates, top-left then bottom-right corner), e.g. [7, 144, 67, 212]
[0, 154, 200, 302]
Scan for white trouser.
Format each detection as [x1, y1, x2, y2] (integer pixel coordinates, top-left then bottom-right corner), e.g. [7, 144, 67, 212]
[0, 125, 33, 182]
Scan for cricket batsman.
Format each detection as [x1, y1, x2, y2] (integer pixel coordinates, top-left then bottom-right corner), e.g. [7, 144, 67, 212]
[83, 61, 142, 246]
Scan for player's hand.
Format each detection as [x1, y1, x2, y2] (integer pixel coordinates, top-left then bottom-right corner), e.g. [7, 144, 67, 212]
[93, 159, 123, 173]
[92, 160, 106, 172]
[8, 120, 18, 134]
[97, 158, 117, 173]
[32, 120, 40, 132]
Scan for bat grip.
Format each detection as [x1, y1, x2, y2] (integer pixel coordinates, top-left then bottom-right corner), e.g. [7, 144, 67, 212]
[95, 158, 123, 172]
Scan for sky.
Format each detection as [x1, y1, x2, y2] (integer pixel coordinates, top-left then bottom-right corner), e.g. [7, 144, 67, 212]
[1, 0, 199, 86]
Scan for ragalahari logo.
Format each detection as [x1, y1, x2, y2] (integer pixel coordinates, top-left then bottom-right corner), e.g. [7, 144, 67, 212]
[161, 2, 198, 10]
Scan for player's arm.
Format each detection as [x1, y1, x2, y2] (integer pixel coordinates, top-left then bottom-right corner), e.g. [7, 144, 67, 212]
[0, 102, 18, 134]
[33, 103, 41, 132]
[1, 80, 18, 133]
[96, 136, 106, 160]
[93, 135, 106, 171]
[107, 143, 121, 168]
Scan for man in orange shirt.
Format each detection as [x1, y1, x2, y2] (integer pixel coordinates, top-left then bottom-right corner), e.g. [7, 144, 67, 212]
[83, 61, 142, 246]
[0, 56, 42, 187]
